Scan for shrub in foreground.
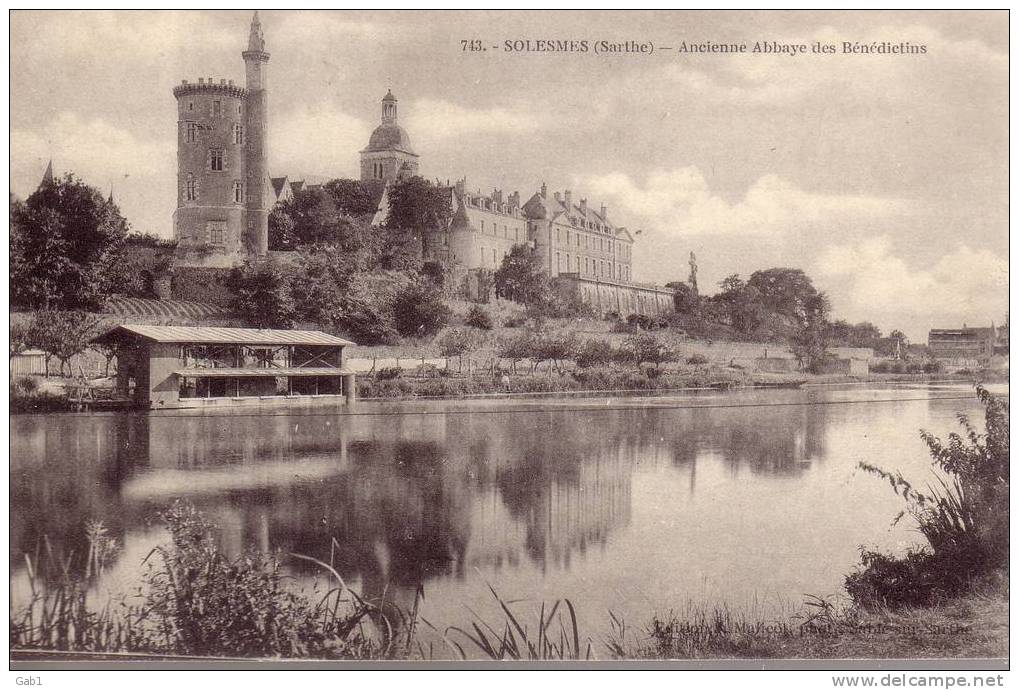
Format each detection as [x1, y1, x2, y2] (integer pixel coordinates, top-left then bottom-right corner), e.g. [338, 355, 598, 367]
[848, 386, 1008, 608]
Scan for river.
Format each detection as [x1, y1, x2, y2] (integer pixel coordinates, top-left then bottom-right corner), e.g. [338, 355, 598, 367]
[9, 382, 1001, 654]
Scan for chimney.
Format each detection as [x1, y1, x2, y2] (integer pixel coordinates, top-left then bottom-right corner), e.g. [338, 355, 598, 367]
[540, 182, 547, 198]
[580, 198, 587, 214]
[509, 191, 520, 208]
[492, 188, 503, 204]
[554, 192, 561, 202]
[564, 190, 573, 209]
[455, 177, 466, 195]
[601, 203, 607, 218]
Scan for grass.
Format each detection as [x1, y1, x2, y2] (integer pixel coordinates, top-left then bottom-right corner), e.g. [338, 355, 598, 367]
[426, 583, 593, 660]
[606, 579, 1008, 659]
[11, 502, 403, 659]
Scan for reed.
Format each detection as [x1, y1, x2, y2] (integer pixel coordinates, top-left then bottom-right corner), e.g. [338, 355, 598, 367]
[434, 583, 593, 660]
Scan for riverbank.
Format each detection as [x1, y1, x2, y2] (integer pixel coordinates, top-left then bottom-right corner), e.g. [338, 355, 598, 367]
[613, 575, 1008, 660]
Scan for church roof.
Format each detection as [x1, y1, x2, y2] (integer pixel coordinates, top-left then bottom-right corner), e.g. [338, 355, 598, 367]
[364, 123, 417, 155]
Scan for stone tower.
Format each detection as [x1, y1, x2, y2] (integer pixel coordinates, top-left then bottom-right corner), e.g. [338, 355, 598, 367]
[172, 11, 269, 267]
[360, 90, 419, 182]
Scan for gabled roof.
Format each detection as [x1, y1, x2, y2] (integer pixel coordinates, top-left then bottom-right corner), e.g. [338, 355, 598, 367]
[92, 324, 354, 347]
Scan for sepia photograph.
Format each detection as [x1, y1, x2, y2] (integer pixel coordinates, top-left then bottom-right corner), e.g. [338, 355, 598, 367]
[7, 8, 1009, 676]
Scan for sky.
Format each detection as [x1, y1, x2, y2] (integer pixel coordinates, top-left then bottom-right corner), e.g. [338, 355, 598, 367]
[9, 10, 1008, 341]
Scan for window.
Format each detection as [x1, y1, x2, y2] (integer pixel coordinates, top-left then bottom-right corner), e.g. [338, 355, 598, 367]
[566, 230, 571, 244]
[238, 105, 242, 115]
[186, 122, 198, 142]
[212, 100, 222, 117]
[481, 220, 485, 232]
[233, 124, 244, 144]
[233, 181, 243, 203]
[515, 228, 519, 241]
[556, 251, 561, 269]
[208, 221, 226, 245]
[188, 102, 194, 111]
[210, 149, 224, 171]
[492, 248, 496, 264]
[185, 174, 197, 201]
[556, 229, 561, 242]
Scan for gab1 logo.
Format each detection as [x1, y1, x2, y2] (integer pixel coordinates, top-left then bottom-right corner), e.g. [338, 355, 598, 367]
[15, 678, 44, 686]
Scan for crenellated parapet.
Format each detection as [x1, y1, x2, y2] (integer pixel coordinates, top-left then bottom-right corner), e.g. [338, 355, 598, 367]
[173, 78, 249, 100]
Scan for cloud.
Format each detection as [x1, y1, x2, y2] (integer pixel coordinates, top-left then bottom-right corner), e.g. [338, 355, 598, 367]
[10, 111, 173, 193]
[12, 11, 235, 59]
[410, 99, 544, 142]
[584, 168, 910, 238]
[271, 106, 370, 179]
[815, 236, 1008, 336]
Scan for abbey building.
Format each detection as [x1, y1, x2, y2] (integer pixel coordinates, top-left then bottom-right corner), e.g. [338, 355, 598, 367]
[172, 13, 672, 315]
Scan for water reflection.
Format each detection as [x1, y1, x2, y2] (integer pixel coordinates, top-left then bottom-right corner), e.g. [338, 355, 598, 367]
[11, 396, 832, 603]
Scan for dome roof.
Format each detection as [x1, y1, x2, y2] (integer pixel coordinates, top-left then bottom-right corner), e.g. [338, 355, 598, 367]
[366, 123, 415, 153]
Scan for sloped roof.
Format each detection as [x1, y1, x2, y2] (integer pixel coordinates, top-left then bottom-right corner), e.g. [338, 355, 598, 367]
[105, 297, 228, 319]
[363, 123, 417, 155]
[93, 324, 354, 347]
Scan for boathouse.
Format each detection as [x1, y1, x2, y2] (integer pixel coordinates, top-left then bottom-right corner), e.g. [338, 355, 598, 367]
[91, 325, 356, 409]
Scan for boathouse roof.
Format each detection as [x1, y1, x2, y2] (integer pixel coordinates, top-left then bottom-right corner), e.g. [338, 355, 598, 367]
[92, 324, 355, 347]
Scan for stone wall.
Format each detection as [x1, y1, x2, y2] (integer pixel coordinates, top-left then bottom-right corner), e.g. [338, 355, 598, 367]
[555, 274, 673, 317]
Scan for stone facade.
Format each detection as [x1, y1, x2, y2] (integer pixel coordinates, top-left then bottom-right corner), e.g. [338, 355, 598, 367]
[555, 273, 673, 317]
[360, 91, 419, 183]
[172, 12, 270, 267]
[523, 183, 634, 283]
[425, 179, 527, 272]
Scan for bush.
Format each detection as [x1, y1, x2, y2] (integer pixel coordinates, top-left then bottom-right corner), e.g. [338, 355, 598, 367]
[391, 283, 450, 338]
[686, 354, 710, 366]
[574, 339, 616, 368]
[465, 304, 493, 330]
[502, 315, 526, 328]
[375, 366, 402, 380]
[15, 377, 39, 393]
[849, 386, 1008, 608]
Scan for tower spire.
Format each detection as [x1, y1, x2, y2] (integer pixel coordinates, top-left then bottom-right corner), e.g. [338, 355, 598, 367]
[381, 90, 397, 124]
[247, 11, 265, 52]
[39, 160, 54, 189]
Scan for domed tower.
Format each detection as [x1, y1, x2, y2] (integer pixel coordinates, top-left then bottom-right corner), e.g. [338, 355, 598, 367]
[360, 90, 419, 182]
[172, 12, 269, 267]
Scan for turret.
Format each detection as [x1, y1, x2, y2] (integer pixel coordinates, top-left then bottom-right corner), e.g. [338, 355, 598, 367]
[242, 10, 270, 256]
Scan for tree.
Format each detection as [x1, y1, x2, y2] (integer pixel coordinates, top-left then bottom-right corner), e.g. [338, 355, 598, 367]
[287, 188, 349, 247]
[574, 338, 615, 368]
[226, 260, 297, 329]
[494, 244, 553, 304]
[268, 205, 296, 250]
[10, 322, 31, 360]
[323, 178, 384, 218]
[746, 268, 823, 327]
[497, 332, 532, 374]
[27, 310, 106, 377]
[10, 174, 129, 310]
[289, 245, 360, 325]
[712, 273, 767, 335]
[437, 328, 479, 372]
[382, 176, 450, 271]
[465, 304, 493, 330]
[391, 282, 450, 338]
[620, 332, 675, 369]
[528, 329, 578, 373]
[667, 281, 699, 314]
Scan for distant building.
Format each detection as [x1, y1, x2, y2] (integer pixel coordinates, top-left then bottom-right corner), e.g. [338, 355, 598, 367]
[360, 90, 419, 183]
[172, 12, 271, 267]
[425, 179, 528, 271]
[523, 183, 633, 282]
[928, 325, 996, 366]
[92, 325, 356, 409]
